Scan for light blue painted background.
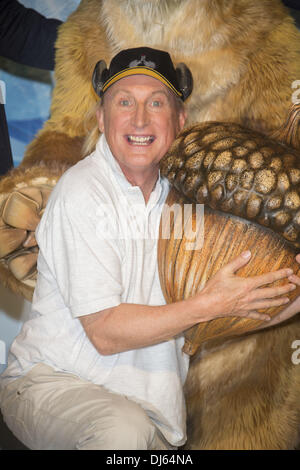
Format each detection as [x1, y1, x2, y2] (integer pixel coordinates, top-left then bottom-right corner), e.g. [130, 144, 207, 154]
[0, 0, 80, 374]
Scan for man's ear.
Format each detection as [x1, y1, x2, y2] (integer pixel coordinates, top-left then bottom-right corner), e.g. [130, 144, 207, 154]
[96, 104, 105, 133]
[179, 108, 187, 132]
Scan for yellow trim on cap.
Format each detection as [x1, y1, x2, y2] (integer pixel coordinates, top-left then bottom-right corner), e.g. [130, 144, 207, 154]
[102, 67, 182, 97]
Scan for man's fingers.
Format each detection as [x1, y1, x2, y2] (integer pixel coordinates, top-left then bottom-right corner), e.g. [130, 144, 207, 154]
[268, 299, 300, 326]
[288, 274, 300, 285]
[248, 297, 290, 311]
[242, 311, 271, 321]
[252, 283, 296, 300]
[250, 268, 294, 288]
[221, 251, 252, 275]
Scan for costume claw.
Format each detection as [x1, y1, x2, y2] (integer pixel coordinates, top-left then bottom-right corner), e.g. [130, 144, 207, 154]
[0, 226, 27, 257]
[8, 251, 39, 281]
[19, 187, 43, 208]
[23, 231, 37, 248]
[41, 188, 52, 207]
[2, 192, 41, 231]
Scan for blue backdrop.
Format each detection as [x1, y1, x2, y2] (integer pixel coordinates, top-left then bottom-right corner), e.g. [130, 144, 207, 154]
[1, 0, 80, 167]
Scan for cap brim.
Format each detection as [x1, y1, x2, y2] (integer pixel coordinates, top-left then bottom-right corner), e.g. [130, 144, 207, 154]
[102, 67, 182, 97]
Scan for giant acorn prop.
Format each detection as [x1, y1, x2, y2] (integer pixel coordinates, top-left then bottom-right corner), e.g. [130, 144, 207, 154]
[158, 104, 300, 355]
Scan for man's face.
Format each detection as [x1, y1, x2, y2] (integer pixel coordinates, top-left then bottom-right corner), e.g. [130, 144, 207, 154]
[97, 75, 186, 178]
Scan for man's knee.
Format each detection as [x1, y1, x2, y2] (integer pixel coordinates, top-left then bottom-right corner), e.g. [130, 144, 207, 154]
[113, 396, 156, 442]
[78, 396, 156, 450]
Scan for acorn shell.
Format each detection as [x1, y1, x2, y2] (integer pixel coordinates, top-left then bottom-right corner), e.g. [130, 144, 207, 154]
[160, 121, 300, 248]
[158, 119, 300, 355]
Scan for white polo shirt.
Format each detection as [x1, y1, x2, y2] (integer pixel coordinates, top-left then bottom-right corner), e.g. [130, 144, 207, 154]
[0, 135, 190, 446]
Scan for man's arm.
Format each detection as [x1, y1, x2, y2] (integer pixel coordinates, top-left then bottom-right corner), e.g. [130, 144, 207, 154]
[80, 251, 297, 355]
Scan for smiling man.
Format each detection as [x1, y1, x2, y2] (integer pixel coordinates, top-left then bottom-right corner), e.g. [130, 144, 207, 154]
[97, 74, 185, 203]
[95, 49, 187, 204]
[1, 47, 300, 451]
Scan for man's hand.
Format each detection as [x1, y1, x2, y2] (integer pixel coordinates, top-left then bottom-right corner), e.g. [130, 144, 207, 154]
[255, 254, 300, 330]
[196, 250, 296, 323]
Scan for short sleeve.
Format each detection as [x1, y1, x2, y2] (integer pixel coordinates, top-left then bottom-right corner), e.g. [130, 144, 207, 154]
[36, 184, 123, 318]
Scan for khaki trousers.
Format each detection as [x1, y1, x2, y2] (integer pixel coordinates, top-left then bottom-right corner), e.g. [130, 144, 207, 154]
[0, 363, 173, 450]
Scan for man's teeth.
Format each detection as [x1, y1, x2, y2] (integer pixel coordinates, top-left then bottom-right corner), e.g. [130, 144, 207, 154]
[127, 135, 154, 144]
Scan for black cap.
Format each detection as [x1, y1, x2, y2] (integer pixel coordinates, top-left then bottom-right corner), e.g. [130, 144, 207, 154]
[92, 47, 193, 101]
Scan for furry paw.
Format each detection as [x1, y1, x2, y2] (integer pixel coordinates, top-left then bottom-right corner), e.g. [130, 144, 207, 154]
[1, 185, 51, 278]
[0, 164, 67, 301]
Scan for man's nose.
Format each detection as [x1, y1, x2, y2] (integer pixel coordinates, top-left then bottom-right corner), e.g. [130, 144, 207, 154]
[132, 103, 149, 128]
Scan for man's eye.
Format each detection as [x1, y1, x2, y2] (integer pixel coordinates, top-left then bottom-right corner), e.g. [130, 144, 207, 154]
[151, 100, 161, 107]
[120, 99, 130, 106]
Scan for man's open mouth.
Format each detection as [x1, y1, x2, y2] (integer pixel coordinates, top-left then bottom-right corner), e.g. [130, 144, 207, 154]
[126, 135, 155, 145]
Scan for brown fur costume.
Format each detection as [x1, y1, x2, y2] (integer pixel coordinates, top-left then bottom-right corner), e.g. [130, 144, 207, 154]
[15, 0, 300, 167]
[0, 0, 300, 449]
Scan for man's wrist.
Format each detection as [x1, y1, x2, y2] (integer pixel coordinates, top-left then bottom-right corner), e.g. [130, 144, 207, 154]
[181, 294, 213, 325]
